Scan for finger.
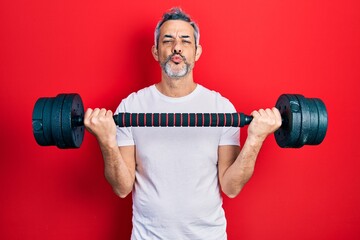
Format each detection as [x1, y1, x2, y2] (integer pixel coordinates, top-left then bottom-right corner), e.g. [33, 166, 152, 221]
[272, 107, 281, 118]
[265, 108, 275, 118]
[105, 110, 113, 117]
[272, 107, 282, 126]
[84, 108, 93, 120]
[251, 110, 260, 118]
[258, 109, 266, 117]
[91, 108, 101, 117]
[99, 108, 107, 116]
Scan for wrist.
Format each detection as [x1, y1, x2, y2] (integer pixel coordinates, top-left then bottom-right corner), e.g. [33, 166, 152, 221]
[246, 134, 265, 147]
[98, 135, 118, 149]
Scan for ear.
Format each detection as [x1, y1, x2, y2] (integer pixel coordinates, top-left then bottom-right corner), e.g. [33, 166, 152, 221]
[151, 45, 159, 61]
[195, 45, 202, 61]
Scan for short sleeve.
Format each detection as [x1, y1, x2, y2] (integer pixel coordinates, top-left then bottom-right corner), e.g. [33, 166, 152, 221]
[114, 100, 135, 146]
[218, 100, 240, 146]
[219, 127, 240, 146]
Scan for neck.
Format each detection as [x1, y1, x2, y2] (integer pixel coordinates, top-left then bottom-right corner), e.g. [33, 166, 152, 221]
[156, 72, 197, 98]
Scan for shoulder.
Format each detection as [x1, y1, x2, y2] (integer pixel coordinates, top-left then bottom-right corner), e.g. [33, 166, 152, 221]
[124, 85, 155, 102]
[115, 85, 155, 112]
[198, 85, 236, 112]
[199, 85, 228, 100]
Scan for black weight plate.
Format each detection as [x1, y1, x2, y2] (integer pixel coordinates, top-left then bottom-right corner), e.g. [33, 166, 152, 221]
[71, 94, 84, 148]
[42, 97, 55, 146]
[313, 98, 328, 145]
[61, 94, 84, 148]
[32, 97, 49, 146]
[305, 98, 320, 145]
[51, 94, 67, 149]
[61, 94, 76, 148]
[295, 94, 311, 147]
[275, 94, 302, 148]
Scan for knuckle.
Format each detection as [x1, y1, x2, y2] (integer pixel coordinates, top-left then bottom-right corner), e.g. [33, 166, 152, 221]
[83, 119, 89, 127]
[89, 117, 98, 124]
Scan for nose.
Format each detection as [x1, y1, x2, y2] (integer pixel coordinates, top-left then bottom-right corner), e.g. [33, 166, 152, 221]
[173, 48, 182, 54]
[172, 41, 182, 54]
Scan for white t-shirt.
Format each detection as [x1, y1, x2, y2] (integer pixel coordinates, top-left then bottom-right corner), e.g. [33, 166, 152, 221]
[115, 84, 240, 240]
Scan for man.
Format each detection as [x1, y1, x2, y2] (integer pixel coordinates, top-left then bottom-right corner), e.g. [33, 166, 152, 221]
[84, 7, 281, 240]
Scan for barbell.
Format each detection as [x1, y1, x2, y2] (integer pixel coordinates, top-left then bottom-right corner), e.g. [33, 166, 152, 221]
[32, 93, 328, 149]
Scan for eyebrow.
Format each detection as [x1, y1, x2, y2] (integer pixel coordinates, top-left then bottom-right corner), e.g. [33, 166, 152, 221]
[163, 34, 191, 39]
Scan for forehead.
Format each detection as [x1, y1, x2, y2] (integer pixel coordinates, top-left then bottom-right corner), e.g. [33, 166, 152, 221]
[159, 20, 195, 37]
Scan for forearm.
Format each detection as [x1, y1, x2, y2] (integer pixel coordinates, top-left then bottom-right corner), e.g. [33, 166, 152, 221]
[221, 137, 264, 198]
[98, 140, 135, 198]
[83, 108, 135, 198]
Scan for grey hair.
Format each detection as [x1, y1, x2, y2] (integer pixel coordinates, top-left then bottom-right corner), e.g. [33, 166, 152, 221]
[154, 7, 200, 49]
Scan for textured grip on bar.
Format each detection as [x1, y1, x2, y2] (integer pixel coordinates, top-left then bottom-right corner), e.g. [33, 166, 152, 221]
[113, 113, 252, 127]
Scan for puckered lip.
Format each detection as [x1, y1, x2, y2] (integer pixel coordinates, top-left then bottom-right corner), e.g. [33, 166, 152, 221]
[171, 55, 183, 63]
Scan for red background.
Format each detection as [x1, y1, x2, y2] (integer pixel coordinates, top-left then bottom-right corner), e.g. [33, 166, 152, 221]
[1, 0, 359, 239]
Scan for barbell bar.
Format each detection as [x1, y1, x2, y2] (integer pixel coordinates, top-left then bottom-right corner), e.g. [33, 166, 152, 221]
[32, 93, 328, 149]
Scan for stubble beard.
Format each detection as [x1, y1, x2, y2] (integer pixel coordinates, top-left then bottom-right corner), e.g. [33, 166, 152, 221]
[160, 54, 193, 79]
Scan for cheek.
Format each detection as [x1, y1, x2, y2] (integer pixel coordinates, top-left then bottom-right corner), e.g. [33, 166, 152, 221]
[158, 49, 172, 61]
[186, 51, 197, 62]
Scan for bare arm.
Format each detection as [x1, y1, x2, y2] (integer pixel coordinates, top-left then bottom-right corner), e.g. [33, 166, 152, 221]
[218, 107, 282, 198]
[84, 108, 136, 198]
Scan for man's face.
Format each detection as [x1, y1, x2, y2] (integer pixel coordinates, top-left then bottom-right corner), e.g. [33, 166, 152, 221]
[153, 20, 201, 79]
